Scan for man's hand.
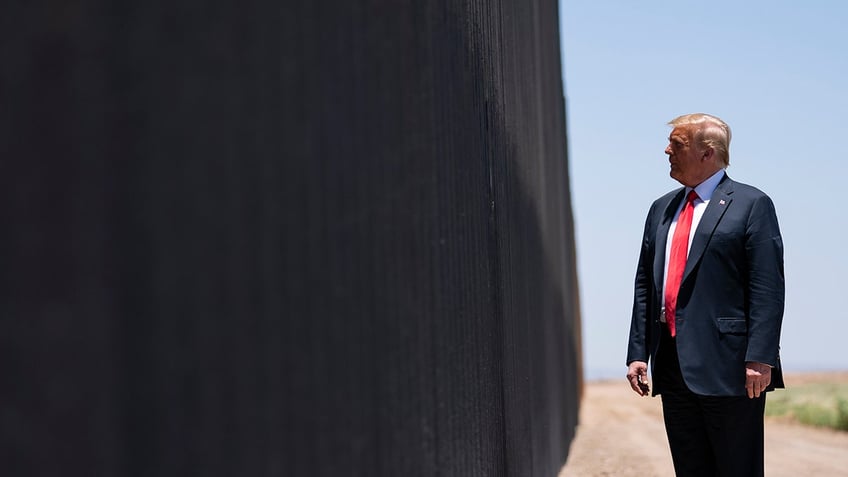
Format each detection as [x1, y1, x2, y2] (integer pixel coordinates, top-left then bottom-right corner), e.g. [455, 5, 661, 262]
[745, 361, 772, 398]
[627, 361, 650, 396]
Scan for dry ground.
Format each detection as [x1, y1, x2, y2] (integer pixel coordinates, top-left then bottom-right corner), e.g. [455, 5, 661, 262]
[559, 372, 848, 477]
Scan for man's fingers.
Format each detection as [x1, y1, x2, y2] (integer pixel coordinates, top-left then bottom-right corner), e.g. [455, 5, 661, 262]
[746, 363, 772, 398]
[626, 362, 649, 396]
[626, 374, 646, 395]
[746, 379, 770, 398]
[627, 375, 639, 393]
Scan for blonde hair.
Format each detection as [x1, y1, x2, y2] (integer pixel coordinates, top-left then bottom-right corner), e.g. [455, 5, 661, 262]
[668, 113, 732, 167]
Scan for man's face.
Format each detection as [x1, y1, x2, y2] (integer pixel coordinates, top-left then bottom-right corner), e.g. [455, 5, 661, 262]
[665, 125, 709, 187]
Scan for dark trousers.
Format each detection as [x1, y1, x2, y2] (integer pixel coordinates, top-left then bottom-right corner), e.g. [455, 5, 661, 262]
[655, 326, 765, 477]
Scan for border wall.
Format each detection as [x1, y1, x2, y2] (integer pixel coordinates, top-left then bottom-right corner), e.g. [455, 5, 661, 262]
[1, 1, 581, 475]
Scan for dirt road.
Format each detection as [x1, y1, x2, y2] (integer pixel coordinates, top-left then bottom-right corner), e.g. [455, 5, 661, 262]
[559, 373, 848, 476]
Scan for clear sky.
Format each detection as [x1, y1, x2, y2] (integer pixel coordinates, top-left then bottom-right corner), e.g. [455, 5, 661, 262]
[559, 1, 848, 379]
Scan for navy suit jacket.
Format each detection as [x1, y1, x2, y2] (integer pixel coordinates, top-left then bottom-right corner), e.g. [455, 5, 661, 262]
[627, 173, 785, 396]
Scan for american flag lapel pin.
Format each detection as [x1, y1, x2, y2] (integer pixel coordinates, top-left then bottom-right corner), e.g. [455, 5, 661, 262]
[719, 199, 726, 205]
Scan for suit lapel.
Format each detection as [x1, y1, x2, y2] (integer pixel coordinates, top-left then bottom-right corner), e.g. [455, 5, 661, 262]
[653, 189, 686, 294]
[681, 176, 735, 282]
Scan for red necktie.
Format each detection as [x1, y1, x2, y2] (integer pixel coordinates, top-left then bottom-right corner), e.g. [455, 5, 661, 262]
[665, 190, 698, 337]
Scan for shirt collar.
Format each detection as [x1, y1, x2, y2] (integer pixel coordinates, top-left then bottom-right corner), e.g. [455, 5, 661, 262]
[689, 169, 725, 202]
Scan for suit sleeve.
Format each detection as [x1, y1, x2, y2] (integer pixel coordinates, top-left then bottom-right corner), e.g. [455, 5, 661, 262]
[627, 205, 655, 365]
[744, 194, 785, 366]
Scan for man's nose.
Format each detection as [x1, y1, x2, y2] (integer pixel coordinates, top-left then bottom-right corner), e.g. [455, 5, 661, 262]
[665, 144, 672, 155]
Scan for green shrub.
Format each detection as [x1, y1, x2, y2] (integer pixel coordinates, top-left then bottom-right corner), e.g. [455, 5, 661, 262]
[765, 381, 848, 432]
[836, 398, 848, 431]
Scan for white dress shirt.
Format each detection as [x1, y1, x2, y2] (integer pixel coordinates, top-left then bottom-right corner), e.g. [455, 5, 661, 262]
[661, 169, 726, 315]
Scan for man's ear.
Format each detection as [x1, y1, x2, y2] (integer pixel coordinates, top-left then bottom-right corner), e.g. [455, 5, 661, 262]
[702, 147, 715, 161]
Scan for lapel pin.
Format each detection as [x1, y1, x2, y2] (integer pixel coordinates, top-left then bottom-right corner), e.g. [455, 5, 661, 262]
[719, 199, 726, 205]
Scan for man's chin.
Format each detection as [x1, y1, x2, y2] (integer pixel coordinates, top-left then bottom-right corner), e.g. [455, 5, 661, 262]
[669, 172, 687, 186]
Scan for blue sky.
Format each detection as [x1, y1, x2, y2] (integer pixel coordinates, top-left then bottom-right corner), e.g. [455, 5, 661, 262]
[559, 1, 848, 379]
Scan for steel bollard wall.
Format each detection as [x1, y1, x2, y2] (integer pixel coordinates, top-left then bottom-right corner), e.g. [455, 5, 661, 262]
[0, 1, 580, 475]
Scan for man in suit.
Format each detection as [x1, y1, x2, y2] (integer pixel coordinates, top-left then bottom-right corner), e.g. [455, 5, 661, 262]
[626, 113, 784, 476]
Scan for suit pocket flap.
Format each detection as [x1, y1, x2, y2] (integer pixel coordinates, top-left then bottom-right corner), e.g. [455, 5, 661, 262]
[717, 318, 747, 334]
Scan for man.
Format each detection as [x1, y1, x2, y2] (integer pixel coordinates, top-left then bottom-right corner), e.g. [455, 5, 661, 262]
[626, 113, 784, 476]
